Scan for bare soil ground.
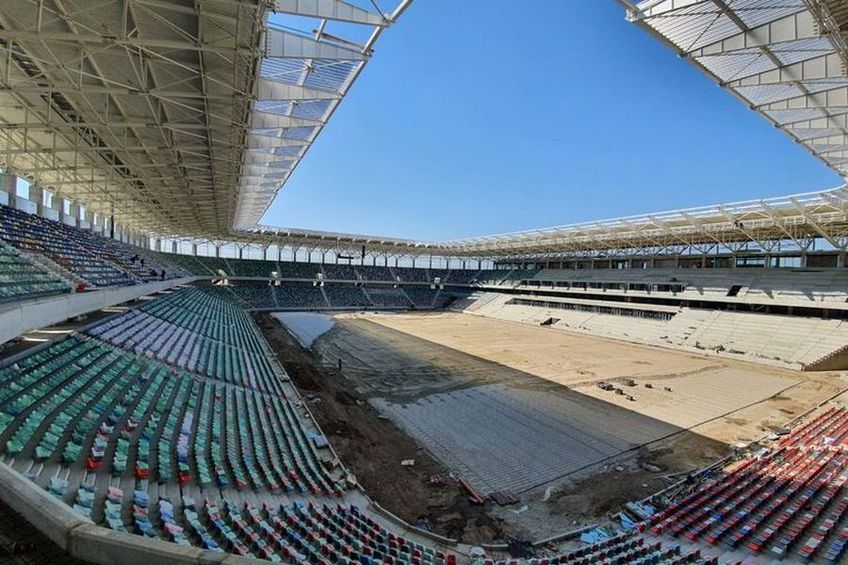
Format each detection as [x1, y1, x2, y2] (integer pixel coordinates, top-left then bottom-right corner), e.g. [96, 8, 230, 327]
[255, 311, 848, 543]
[254, 313, 506, 544]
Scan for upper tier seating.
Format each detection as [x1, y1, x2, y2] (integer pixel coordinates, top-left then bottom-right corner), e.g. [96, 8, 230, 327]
[429, 269, 450, 283]
[649, 406, 848, 562]
[0, 239, 70, 303]
[0, 205, 134, 286]
[393, 267, 431, 283]
[322, 264, 359, 280]
[225, 258, 278, 278]
[530, 267, 848, 306]
[473, 270, 512, 285]
[280, 261, 322, 279]
[356, 265, 397, 281]
[0, 205, 188, 288]
[152, 252, 215, 275]
[446, 270, 478, 284]
[323, 285, 371, 308]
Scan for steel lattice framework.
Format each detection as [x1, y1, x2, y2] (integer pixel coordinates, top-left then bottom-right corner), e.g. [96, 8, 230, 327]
[621, 0, 848, 176]
[3, 0, 848, 262]
[0, 0, 409, 238]
[232, 187, 848, 259]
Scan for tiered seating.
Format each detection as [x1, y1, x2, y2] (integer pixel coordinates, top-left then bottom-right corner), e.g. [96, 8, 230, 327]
[446, 270, 478, 284]
[0, 286, 464, 563]
[323, 285, 371, 308]
[502, 268, 537, 283]
[273, 282, 327, 308]
[544, 531, 711, 565]
[404, 287, 438, 308]
[94, 238, 188, 282]
[366, 287, 411, 308]
[322, 264, 358, 280]
[649, 406, 848, 562]
[0, 239, 69, 303]
[356, 265, 397, 281]
[152, 251, 214, 275]
[191, 256, 232, 275]
[279, 261, 322, 279]
[0, 343, 337, 499]
[394, 267, 430, 283]
[209, 282, 277, 309]
[88, 288, 283, 393]
[195, 498, 454, 565]
[0, 204, 134, 286]
[470, 270, 510, 285]
[429, 269, 450, 283]
[224, 258, 278, 277]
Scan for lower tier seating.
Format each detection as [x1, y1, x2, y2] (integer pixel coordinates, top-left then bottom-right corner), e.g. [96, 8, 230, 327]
[88, 288, 282, 394]
[648, 406, 848, 563]
[365, 287, 411, 308]
[323, 285, 371, 308]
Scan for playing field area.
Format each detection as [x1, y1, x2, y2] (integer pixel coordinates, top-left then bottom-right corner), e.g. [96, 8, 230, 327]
[279, 311, 844, 499]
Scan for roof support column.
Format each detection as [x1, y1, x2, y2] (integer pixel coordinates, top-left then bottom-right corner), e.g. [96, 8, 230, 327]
[0, 171, 14, 206]
[28, 184, 45, 216]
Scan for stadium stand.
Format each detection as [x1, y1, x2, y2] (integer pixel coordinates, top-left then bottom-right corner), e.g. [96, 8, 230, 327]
[6, 1, 848, 563]
[323, 284, 372, 309]
[322, 264, 359, 281]
[273, 282, 329, 309]
[356, 265, 398, 282]
[88, 288, 284, 392]
[463, 292, 848, 369]
[0, 205, 189, 290]
[364, 287, 412, 308]
[151, 251, 213, 276]
[0, 205, 136, 287]
[280, 262, 323, 280]
[648, 406, 848, 563]
[224, 258, 278, 278]
[0, 286, 467, 563]
[404, 287, 440, 308]
[0, 239, 70, 304]
[393, 267, 431, 283]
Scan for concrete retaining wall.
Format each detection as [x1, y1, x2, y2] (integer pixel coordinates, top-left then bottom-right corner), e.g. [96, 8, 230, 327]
[0, 462, 269, 565]
[0, 276, 200, 345]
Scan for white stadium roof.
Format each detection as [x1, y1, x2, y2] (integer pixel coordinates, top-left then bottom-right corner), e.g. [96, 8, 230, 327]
[620, 0, 848, 177]
[0, 0, 409, 237]
[2, 0, 848, 260]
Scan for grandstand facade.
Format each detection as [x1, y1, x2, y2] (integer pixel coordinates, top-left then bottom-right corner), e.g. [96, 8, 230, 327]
[1, 1, 848, 564]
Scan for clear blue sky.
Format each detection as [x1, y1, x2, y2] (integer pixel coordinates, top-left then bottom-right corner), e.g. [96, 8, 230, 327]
[260, 0, 841, 241]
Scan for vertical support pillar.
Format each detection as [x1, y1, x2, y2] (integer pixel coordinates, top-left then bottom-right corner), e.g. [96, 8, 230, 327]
[0, 172, 14, 206]
[29, 185, 45, 215]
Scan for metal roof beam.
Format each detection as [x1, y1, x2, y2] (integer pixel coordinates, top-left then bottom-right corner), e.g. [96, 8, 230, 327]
[274, 0, 388, 26]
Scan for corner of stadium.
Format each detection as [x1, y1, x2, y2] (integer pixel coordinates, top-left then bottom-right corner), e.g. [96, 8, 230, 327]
[0, 1, 847, 564]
